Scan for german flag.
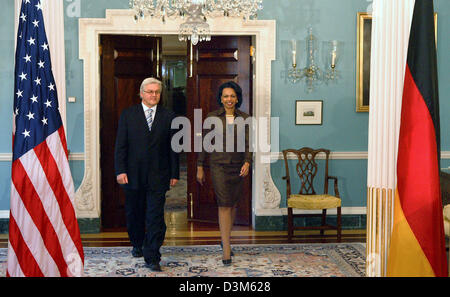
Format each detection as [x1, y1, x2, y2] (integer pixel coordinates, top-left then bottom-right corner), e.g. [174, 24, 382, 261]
[387, 0, 447, 277]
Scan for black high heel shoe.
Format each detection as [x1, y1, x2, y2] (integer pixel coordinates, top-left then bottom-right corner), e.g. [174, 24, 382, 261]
[222, 258, 232, 266]
[220, 242, 234, 256]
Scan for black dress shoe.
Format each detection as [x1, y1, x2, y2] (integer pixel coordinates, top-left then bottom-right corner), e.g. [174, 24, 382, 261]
[146, 262, 162, 272]
[131, 247, 143, 258]
[220, 242, 234, 256]
[222, 258, 232, 266]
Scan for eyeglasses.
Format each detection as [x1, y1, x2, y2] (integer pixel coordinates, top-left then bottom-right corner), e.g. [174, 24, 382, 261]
[143, 90, 161, 95]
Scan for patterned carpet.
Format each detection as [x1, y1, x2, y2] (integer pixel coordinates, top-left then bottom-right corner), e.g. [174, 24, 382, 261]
[0, 243, 366, 277]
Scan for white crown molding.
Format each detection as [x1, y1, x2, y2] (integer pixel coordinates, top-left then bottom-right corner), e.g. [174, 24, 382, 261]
[78, 9, 278, 221]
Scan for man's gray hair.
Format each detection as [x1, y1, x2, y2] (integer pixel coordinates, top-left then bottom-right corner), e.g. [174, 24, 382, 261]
[140, 77, 162, 92]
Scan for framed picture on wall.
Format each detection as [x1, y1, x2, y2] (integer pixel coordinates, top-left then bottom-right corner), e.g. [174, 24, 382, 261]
[356, 12, 372, 112]
[356, 12, 437, 113]
[295, 100, 323, 125]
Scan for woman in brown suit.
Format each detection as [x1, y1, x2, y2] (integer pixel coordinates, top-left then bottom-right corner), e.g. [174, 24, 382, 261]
[196, 81, 252, 266]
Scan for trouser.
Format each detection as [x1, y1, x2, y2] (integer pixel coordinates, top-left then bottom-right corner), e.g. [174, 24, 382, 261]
[124, 188, 167, 264]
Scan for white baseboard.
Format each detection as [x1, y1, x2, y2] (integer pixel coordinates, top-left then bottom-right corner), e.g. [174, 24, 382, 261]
[0, 207, 366, 219]
[256, 207, 367, 216]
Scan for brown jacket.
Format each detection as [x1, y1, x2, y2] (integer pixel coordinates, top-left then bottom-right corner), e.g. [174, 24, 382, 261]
[197, 108, 252, 166]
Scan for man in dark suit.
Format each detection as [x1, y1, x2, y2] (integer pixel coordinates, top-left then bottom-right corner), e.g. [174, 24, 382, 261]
[114, 77, 179, 272]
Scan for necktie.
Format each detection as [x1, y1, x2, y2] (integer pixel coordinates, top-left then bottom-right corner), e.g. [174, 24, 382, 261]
[146, 108, 153, 131]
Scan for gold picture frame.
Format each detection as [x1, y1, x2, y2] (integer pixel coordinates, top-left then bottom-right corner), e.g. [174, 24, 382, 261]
[356, 12, 437, 112]
[356, 12, 372, 112]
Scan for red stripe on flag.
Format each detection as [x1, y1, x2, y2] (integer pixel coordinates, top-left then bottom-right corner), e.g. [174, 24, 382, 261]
[397, 65, 447, 277]
[34, 138, 84, 260]
[11, 160, 69, 277]
[57, 126, 69, 159]
[7, 215, 44, 277]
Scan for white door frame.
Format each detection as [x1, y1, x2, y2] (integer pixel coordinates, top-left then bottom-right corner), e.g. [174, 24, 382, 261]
[77, 9, 280, 227]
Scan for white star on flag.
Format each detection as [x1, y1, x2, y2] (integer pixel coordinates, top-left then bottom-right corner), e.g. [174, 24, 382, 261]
[10, 0, 84, 277]
[23, 54, 31, 63]
[22, 129, 31, 138]
[27, 37, 35, 45]
[30, 94, 38, 103]
[26, 111, 35, 120]
[19, 72, 27, 81]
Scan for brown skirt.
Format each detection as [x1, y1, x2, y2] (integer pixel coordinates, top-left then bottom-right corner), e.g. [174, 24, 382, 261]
[210, 163, 244, 207]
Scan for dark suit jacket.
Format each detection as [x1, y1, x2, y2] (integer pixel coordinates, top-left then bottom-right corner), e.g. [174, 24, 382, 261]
[114, 103, 179, 192]
[197, 107, 252, 166]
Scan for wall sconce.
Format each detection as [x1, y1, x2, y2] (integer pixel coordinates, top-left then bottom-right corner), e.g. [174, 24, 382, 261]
[287, 27, 342, 93]
[322, 39, 341, 82]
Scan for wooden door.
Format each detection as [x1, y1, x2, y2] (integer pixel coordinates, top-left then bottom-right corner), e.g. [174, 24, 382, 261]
[100, 35, 161, 230]
[186, 36, 253, 225]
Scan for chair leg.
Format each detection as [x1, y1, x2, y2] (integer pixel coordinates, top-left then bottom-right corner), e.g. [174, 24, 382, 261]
[320, 209, 327, 236]
[287, 208, 293, 242]
[337, 207, 342, 242]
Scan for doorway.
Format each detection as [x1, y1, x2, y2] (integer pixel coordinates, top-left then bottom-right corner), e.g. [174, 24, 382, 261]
[78, 12, 278, 228]
[99, 34, 253, 230]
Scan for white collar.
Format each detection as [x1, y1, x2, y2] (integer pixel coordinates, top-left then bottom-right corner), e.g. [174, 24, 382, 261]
[142, 103, 157, 113]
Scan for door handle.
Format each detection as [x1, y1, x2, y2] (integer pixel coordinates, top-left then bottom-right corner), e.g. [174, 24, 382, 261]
[189, 193, 193, 218]
[189, 42, 193, 78]
[156, 39, 160, 77]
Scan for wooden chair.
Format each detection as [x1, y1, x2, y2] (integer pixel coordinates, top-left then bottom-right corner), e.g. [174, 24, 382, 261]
[282, 147, 342, 242]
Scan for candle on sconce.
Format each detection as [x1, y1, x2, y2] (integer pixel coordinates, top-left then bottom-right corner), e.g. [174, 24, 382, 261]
[291, 39, 297, 67]
[330, 40, 338, 68]
[331, 51, 336, 68]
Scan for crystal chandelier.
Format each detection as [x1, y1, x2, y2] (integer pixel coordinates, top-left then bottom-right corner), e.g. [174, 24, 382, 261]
[288, 26, 342, 93]
[129, 0, 264, 45]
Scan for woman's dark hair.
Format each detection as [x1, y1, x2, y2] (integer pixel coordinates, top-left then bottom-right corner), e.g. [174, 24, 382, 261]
[216, 81, 243, 108]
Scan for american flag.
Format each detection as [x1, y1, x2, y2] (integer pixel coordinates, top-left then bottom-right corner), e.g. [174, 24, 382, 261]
[7, 0, 84, 277]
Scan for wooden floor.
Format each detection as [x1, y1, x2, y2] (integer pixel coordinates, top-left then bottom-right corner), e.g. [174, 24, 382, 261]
[0, 211, 366, 248]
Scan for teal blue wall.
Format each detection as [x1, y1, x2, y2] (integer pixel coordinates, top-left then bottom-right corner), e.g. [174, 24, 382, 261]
[262, 0, 370, 151]
[0, 0, 449, 213]
[0, 3, 14, 153]
[0, 2, 15, 210]
[263, 0, 450, 208]
[435, 0, 450, 150]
